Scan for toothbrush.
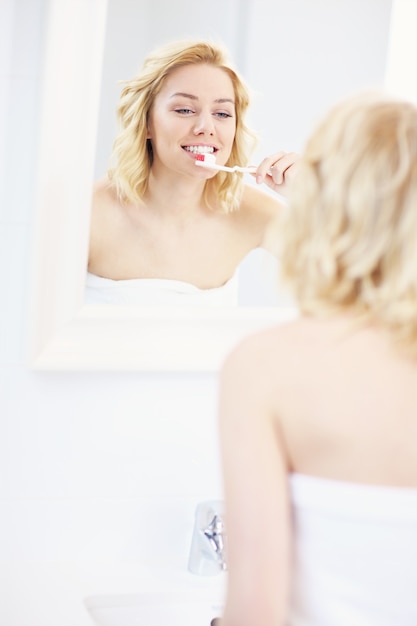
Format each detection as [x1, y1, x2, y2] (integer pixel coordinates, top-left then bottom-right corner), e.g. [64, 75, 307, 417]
[194, 153, 256, 173]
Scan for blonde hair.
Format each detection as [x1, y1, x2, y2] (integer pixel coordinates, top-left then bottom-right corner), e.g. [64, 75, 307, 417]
[280, 91, 417, 356]
[108, 39, 257, 213]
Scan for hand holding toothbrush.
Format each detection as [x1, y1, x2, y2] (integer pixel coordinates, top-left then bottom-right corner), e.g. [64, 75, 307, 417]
[195, 150, 299, 197]
[254, 150, 300, 196]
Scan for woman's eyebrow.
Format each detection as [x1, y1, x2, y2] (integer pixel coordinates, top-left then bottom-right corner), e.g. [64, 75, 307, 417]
[170, 92, 198, 100]
[215, 98, 235, 105]
[169, 92, 235, 104]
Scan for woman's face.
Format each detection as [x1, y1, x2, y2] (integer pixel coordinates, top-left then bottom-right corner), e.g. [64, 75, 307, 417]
[147, 63, 237, 179]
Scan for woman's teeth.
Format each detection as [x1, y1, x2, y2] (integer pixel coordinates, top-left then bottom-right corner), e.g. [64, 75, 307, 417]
[184, 146, 215, 155]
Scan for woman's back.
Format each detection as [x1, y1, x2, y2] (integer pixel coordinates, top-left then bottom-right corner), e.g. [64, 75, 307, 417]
[221, 315, 417, 625]
[267, 315, 417, 487]
[276, 318, 417, 623]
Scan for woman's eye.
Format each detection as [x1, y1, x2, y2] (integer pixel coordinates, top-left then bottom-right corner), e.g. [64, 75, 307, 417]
[214, 112, 233, 119]
[175, 108, 194, 115]
[174, 108, 233, 118]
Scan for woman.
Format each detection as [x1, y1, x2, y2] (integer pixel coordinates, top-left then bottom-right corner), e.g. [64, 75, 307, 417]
[86, 39, 297, 306]
[218, 92, 417, 625]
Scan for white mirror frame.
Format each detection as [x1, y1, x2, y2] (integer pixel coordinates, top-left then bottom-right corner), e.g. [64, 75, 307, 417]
[28, 0, 296, 371]
[28, 0, 415, 372]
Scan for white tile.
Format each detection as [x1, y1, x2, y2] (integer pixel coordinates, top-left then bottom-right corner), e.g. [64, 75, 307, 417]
[0, 559, 94, 626]
[0, 83, 11, 211]
[0, 0, 15, 75]
[0, 224, 32, 365]
[3, 368, 223, 500]
[8, 0, 46, 79]
[0, 495, 206, 567]
[0, 367, 13, 498]
[1, 76, 42, 224]
[0, 1, 13, 210]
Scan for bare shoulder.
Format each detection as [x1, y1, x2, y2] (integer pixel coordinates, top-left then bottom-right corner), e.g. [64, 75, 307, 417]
[90, 177, 122, 231]
[220, 318, 302, 385]
[89, 178, 120, 267]
[92, 177, 116, 208]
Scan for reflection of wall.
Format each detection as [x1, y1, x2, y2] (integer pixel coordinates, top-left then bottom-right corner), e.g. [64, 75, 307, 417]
[245, 0, 393, 157]
[96, 0, 393, 175]
[94, 0, 392, 306]
[1, 1, 392, 624]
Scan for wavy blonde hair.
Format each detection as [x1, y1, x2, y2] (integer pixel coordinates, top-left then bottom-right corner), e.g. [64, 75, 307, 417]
[107, 39, 257, 213]
[280, 91, 417, 356]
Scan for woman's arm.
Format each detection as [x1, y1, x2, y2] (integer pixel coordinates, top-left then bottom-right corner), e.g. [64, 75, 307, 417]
[218, 335, 292, 626]
[239, 150, 299, 254]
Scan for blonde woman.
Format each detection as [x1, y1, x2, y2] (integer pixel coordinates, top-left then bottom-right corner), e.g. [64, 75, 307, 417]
[86, 39, 297, 305]
[219, 92, 417, 625]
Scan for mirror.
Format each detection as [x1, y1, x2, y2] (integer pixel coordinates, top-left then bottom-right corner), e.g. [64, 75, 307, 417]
[89, 0, 394, 309]
[28, 0, 415, 371]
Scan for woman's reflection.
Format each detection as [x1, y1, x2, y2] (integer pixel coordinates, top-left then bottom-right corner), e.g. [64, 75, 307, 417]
[85, 39, 298, 306]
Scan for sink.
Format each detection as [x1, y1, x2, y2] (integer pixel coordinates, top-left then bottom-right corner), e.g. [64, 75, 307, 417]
[84, 589, 224, 626]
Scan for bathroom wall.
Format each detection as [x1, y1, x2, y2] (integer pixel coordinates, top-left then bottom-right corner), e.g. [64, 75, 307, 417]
[0, 1, 392, 624]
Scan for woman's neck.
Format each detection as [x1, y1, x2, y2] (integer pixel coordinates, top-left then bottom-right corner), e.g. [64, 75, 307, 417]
[144, 168, 209, 219]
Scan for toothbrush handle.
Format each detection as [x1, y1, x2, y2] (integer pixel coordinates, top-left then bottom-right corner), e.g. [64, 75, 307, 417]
[234, 166, 257, 173]
[195, 161, 233, 172]
[195, 161, 258, 174]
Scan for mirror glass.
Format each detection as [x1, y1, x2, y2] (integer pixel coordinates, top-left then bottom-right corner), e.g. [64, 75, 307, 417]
[31, 0, 416, 371]
[87, 0, 393, 309]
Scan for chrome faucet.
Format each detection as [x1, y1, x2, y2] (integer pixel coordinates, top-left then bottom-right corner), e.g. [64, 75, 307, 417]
[188, 500, 227, 575]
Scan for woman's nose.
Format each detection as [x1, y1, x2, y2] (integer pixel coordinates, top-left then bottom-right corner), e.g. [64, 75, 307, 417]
[193, 112, 215, 135]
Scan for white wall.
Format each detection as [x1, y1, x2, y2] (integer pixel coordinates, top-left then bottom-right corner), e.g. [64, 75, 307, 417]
[0, 1, 392, 624]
